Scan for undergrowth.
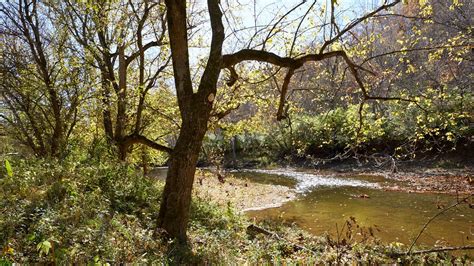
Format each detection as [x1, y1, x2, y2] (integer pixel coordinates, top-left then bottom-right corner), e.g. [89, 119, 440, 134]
[0, 158, 471, 264]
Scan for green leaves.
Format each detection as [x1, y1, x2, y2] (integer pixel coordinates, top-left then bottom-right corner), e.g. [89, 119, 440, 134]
[37, 240, 52, 256]
[5, 159, 13, 177]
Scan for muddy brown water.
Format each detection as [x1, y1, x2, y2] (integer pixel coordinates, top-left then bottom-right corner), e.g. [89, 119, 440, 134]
[232, 168, 473, 250]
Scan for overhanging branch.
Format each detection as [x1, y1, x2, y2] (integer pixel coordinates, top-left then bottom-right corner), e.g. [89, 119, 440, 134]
[123, 133, 173, 154]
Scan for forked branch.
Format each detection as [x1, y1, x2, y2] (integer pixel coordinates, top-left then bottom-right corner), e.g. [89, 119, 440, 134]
[223, 48, 416, 120]
[221, 0, 407, 121]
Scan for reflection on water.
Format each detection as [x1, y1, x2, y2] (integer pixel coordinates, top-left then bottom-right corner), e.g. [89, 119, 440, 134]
[239, 169, 473, 248]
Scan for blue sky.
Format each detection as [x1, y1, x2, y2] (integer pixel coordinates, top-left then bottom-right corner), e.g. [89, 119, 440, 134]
[188, 0, 395, 80]
[190, 0, 391, 56]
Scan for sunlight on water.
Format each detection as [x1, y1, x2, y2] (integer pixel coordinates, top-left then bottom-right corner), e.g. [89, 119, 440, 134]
[241, 168, 380, 193]
[239, 169, 473, 248]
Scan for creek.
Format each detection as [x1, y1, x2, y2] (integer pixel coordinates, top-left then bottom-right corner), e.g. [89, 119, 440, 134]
[232, 168, 473, 248]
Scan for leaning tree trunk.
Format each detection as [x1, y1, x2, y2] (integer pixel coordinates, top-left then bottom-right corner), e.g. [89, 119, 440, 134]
[158, 0, 223, 242]
[157, 117, 209, 242]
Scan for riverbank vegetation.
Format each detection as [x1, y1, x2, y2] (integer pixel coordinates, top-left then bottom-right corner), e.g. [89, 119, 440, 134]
[1, 0, 472, 263]
[1, 159, 471, 264]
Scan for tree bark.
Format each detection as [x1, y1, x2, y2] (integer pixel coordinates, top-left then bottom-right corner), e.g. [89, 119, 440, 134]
[158, 0, 195, 241]
[116, 45, 128, 160]
[158, 120, 208, 242]
[101, 65, 114, 142]
[158, 0, 224, 242]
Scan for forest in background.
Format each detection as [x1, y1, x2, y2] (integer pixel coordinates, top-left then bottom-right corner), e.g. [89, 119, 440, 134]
[1, 0, 471, 168]
[0, 0, 472, 263]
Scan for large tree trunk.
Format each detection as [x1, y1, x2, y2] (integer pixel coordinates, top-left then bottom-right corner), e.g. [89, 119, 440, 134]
[49, 87, 64, 158]
[158, 117, 208, 242]
[158, 0, 223, 242]
[101, 71, 114, 142]
[158, 108, 209, 243]
[115, 45, 128, 160]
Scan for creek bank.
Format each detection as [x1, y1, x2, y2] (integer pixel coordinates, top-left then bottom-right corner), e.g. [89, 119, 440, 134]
[223, 154, 473, 195]
[334, 167, 472, 195]
[148, 168, 296, 212]
[193, 170, 296, 211]
[149, 164, 472, 213]
[234, 162, 473, 195]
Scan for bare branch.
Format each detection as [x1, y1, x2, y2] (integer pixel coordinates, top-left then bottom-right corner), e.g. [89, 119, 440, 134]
[261, 1, 307, 51]
[319, 0, 401, 53]
[407, 194, 473, 254]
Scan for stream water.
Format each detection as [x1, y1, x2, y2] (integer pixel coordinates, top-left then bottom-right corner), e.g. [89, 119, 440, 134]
[232, 169, 473, 248]
[150, 167, 473, 249]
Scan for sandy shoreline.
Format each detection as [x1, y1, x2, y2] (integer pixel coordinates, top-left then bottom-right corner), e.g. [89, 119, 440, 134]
[192, 171, 296, 212]
[147, 168, 297, 211]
